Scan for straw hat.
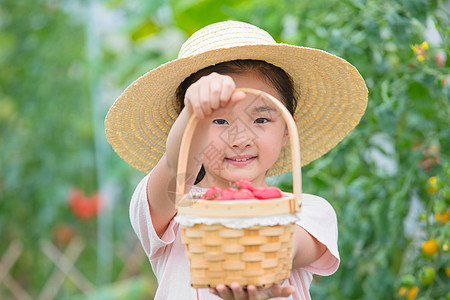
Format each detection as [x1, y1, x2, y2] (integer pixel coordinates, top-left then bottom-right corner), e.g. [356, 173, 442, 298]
[105, 20, 368, 176]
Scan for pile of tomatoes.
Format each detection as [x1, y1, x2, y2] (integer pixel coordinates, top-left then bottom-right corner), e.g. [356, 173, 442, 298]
[201, 179, 282, 201]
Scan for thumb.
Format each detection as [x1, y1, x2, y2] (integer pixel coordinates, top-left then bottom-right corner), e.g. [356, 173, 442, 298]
[224, 91, 246, 113]
[231, 91, 246, 103]
[268, 284, 295, 298]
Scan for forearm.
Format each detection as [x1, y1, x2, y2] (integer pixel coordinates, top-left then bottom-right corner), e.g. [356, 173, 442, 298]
[145, 109, 209, 237]
[166, 108, 191, 172]
[166, 108, 210, 190]
[292, 225, 327, 269]
[147, 73, 242, 237]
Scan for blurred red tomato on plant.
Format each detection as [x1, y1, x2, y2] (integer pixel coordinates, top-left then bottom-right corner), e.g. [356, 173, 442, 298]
[434, 51, 446, 67]
[68, 188, 104, 220]
[413, 143, 440, 172]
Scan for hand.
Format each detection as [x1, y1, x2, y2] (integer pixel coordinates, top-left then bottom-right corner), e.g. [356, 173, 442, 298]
[184, 72, 246, 119]
[209, 282, 295, 300]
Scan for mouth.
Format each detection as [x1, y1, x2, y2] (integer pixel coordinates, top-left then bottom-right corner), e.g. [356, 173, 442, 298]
[225, 155, 257, 166]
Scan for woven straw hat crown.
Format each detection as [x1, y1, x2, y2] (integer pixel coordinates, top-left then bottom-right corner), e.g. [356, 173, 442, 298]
[105, 20, 368, 176]
[178, 21, 276, 58]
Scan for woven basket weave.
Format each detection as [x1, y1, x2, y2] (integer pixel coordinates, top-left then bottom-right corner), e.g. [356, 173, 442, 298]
[176, 88, 302, 288]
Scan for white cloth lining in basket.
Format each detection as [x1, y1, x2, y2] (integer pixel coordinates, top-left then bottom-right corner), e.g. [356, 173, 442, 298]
[174, 213, 301, 229]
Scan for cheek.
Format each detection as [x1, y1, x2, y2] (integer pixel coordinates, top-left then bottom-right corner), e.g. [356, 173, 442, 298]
[256, 127, 285, 155]
[207, 127, 226, 147]
[203, 128, 227, 165]
[261, 124, 286, 143]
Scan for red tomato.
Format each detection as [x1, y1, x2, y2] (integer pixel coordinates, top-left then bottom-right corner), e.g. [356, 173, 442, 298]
[252, 186, 282, 200]
[233, 179, 255, 191]
[215, 188, 239, 200]
[202, 186, 222, 200]
[68, 188, 103, 220]
[233, 189, 254, 200]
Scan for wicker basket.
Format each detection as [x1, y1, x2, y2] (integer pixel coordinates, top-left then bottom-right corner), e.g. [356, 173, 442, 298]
[175, 88, 302, 288]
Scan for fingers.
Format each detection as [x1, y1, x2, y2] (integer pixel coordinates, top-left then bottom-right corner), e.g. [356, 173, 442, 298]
[210, 283, 248, 300]
[230, 282, 248, 300]
[184, 73, 243, 119]
[214, 284, 234, 300]
[209, 283, 295, 300]
[219, 76, 236, 108]
[281, 285, 295, 296]
[210, 283, 260, 300]
[210, 76, 222, 110]
[225, 91, 246, 113]
[199, 81, 212, 116]
[247, 285, 260, 299]
[267, 284, 295, 298]
[232, 91, 246, 102]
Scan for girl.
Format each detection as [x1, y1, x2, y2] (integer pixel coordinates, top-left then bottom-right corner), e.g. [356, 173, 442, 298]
[105, 21, 368, 299]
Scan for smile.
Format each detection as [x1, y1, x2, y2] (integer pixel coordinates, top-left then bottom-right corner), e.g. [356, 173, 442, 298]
[225, 156, 256, 166]
[232, 157, 252, 162]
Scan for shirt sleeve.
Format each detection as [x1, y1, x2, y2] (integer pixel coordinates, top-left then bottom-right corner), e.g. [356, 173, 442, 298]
[297, 194, 340, 276]
[129, 173, 179, 260]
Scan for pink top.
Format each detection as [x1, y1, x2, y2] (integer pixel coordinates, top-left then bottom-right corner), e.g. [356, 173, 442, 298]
[130, 174, 339, 300]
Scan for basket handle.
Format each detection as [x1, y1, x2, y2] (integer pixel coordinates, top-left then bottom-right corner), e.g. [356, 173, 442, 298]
[175, 88, 302, 208]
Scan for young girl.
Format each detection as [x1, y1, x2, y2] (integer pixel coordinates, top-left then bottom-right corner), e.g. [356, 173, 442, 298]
[105, 21, 368, 299]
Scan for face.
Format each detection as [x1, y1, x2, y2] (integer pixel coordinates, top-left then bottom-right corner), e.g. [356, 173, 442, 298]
[199, 72, 289, 189]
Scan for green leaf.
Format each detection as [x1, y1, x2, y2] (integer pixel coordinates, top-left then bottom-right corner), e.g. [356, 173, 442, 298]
[385, 10, 412, 44]
[407, 81, 429, 101]
[171, 0, 247, 35]
[400, 0, 428, 24]
[130, 19, 159, 41]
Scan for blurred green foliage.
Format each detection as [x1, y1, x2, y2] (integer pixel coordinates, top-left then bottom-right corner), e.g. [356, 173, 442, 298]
[1, 0, 449, 299]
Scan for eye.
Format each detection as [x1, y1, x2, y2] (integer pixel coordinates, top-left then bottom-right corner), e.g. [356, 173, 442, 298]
[254, 118, 269, 124]
[213, 119, 228, 125]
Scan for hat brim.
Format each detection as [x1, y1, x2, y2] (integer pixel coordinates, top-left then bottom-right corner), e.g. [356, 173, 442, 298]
[105, 44, 368, 176]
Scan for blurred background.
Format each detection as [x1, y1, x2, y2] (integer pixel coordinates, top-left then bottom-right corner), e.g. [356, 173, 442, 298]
[0, 0, 449, 299]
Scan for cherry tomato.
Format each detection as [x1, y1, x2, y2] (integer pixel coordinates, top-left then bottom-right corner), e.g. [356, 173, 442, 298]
[233, 179, 255, 191]
[215, 188, 239, 200]
[202, 186, 222, 200]
[233, 189, 254, 200]
[252, 186, 282, 200]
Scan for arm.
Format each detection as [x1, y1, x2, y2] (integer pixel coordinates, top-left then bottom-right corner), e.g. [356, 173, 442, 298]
[292, 225, 327, 269]
[292, 195, 340, 274]
[146, 73, 245, 237]
[146, 109, 208, 238]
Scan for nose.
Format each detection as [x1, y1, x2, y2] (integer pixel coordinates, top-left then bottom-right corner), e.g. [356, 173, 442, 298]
[227, 122, 254, 149]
